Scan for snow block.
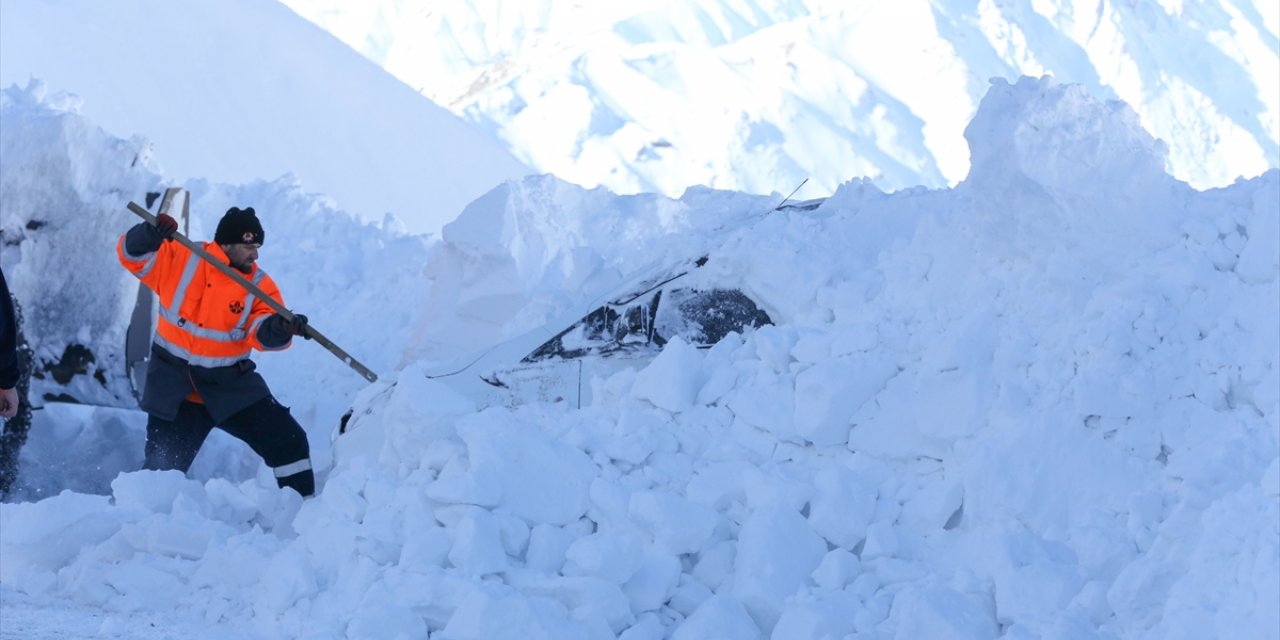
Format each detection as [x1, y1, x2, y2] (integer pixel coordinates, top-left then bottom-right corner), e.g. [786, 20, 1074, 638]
[861, 522, 900, 560]
[203, 477, 260, 524]
[668, 575, 714, 617]
[725, 370, 797, 441]
[697, 365, 740, 406]
[751, 325, 797, 374]
[618, 613, 665, 640]
[606, 407, 666, 464]
[994, 560, 1086, 626]
[988, 528, 1086, 625]
[1106, 554, 1180, 633]
[845, 373, 947, 460]
[384, 373, 476, 440]
[101, 562, 185, 611]
[346, 604, 429, 640]
[111, 469, 203, 515]
[686, 460, 751, 510]
[526, 523, 578, 574]
[457, 414, 596, 525]
[771, 589, 860, 640]
[691, 540, 737, 590]
[621, 549, 681, 614]
[1233, 172, 1279, 284]
[908, 368, 986, 440]
[528, 573, 636, 634]
[426, 464, 503, 507]
[628, 490, 718, 555]
[671, 594, 762, 640]
[743, 465, 812, 512]
[253, 546, 320, 615]
[631, 336, 703, 412]
[448, 507, 508, 576]
[0, 491, 116, 579]
[564, 531, 646, 584]
[732, 508, 827, 632]
[811, 549, 862, 590]
[888, 585, 998, 639]
[793, 354, 897, 446]
[966, 75, 1172, 208]
[440, 586, 592, 640]
[495, 510, 532, 558]
[897, 479, 964, 533]
[807, 466, 877, 550]
[399, 522, 453, 569]
[136, 514, 212, 560]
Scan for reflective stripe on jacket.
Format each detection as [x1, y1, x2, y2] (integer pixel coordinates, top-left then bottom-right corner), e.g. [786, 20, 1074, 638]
[118, 234, 286, 365]
[118, 225, 290, 421]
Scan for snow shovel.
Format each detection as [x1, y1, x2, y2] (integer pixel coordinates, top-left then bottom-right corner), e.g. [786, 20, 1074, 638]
[126, 201, 379, 383]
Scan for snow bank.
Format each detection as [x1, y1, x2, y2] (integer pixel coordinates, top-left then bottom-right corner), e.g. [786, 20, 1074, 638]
[402, 177, 774, 363]
[0, 80, 160, 409]
[2, 76, 1277, 639]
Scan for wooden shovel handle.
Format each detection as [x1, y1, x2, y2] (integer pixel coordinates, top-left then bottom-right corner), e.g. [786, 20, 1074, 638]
[127, 201, 379, 382]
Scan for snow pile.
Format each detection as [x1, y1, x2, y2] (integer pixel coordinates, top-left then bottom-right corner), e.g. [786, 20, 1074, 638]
[404, 178, 772, 363]
[2, 77, 1278, 639]
[0, 80, 163, 409]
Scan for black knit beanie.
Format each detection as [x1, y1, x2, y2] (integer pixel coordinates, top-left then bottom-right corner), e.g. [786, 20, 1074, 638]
[214, 207, 265, 246]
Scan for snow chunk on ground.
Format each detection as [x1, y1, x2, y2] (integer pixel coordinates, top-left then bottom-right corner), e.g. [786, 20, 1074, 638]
[628, 490, 718, 555]
[631, 336, 704, 412]
[450, 412, 596, 525]
[732, 507, 827, 633]
[672, 594, 761, 640]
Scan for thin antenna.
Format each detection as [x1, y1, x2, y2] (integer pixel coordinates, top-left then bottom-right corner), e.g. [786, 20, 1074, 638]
[773, 178, 809, 211]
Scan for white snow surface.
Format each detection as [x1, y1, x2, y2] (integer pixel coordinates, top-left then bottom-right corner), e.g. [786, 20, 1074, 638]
[0, 0, 533, 236]
[0, 2, 1274, 637]
[280, 0, 1280, 201]
[2, 65, 1278, 638]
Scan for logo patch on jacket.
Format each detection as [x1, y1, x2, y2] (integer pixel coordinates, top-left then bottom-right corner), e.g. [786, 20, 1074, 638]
[229, 300, 244, 314]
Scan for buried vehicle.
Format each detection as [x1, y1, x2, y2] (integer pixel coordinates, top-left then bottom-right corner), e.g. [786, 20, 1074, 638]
[338, 255, 773, 433]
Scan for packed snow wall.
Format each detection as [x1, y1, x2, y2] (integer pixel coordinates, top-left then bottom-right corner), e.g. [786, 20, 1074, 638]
[0, 81, 163, 408]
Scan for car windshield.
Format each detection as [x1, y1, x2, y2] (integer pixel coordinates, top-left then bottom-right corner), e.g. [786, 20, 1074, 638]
[522, 288, 771, 363]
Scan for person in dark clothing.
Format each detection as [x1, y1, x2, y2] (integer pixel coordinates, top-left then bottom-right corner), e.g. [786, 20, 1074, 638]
[0, 267, 18, 420]
[0, 266, 33, 499]
[117, 207, 316, 497]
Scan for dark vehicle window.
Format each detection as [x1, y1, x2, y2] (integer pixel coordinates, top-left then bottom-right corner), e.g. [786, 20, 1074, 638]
[655, 289, 772, 347]
[522, 288, 771, 363]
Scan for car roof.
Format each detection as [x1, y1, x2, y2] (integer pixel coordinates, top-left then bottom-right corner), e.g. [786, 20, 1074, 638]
[421, 256, 698, 381]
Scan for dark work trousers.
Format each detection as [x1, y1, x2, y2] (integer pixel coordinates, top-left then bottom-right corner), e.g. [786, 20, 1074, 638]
[144, 397, 315, 497]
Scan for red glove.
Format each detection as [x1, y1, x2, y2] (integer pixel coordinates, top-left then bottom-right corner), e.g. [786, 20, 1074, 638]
[155, 213, 179, 239]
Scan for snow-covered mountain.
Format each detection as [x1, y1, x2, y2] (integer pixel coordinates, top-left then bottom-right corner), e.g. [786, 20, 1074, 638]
[0, 0, 533, 235]
[281, 0, 1279, 200]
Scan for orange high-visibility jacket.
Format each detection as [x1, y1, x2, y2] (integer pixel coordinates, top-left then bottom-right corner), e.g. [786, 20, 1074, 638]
[118, 225, 290, 421]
